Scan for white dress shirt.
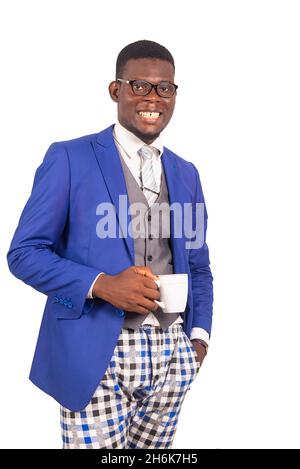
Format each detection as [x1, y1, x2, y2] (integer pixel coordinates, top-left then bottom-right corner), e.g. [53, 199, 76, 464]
[87, 122, 209, 345]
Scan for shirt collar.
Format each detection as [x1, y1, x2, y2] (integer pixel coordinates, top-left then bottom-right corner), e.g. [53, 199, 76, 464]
[113, 121, 163, 159]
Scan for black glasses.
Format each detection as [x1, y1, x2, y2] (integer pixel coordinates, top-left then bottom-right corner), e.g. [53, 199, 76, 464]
[117, 78, 178, 98]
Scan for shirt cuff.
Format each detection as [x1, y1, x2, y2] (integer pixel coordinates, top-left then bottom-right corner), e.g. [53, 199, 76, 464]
[87, 272, 105, 299]
[190, 327, 210, 346]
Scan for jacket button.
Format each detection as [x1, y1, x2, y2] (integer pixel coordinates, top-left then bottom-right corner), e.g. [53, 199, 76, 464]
[147, 255, 153, 261]
[116, 309, 125, 317]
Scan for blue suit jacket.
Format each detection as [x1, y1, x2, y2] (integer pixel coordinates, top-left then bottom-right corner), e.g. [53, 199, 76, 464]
[7, 125, 213, 411]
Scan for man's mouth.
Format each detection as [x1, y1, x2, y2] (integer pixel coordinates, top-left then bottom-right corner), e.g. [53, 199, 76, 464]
[137, 111, 162, 120]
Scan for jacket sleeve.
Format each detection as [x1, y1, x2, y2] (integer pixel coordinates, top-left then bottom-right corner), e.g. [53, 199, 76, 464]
[188, 163, 214, 335]
[7, 142, 100, 319]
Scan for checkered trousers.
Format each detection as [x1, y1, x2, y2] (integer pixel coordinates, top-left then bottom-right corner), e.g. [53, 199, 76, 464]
[60, 323, 200, 449]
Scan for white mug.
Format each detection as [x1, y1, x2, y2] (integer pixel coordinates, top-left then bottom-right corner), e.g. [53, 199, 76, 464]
[154, 273, 188, 313]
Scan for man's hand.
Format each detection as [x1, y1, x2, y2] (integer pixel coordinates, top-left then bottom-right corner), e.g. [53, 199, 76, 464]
[92, 266, 160, 315]
[191, 340, 207, 366]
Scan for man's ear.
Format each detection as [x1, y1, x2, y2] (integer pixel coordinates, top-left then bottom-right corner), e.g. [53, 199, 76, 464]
[108, 81, 119, 102]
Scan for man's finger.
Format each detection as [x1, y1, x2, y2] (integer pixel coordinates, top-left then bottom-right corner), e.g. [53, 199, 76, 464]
[133, 266, 158, 280]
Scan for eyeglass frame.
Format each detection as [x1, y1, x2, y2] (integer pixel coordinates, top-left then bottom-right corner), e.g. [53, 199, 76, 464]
[116, 78, 178, 98]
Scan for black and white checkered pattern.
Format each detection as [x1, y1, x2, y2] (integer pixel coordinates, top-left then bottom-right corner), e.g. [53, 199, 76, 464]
[60, 323, 200, 449]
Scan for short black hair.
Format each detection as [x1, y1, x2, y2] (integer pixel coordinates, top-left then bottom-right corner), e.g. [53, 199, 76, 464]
[116, 40, 175, 78]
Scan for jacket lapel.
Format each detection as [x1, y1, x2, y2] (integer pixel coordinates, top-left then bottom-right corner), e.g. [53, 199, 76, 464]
[92, 125, 135, 263]
[161, 148, 188, 274]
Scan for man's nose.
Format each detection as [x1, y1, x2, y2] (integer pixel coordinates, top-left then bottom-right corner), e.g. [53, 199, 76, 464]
[145, 86, 162, 100]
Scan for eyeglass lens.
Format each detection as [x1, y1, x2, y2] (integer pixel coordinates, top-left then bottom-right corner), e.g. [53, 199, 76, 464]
[132, 80, 176, 97]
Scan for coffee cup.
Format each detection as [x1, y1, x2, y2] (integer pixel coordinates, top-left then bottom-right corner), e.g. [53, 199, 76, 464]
[154, 273, 188, 313]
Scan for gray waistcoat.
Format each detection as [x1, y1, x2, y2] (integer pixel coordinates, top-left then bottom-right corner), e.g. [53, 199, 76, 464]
[118, 154, 181, 330]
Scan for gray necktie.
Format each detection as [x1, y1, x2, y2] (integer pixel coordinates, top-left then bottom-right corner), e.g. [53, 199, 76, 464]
[138, 145, 159, 206]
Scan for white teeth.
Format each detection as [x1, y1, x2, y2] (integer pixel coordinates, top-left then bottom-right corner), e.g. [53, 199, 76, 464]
[138, 111, 160, 118]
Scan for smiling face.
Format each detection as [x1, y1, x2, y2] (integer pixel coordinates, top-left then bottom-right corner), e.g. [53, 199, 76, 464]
[109, 58, 176, 144]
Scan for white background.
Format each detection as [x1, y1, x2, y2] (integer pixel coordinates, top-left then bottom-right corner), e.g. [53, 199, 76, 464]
[1, 0, 300, 449]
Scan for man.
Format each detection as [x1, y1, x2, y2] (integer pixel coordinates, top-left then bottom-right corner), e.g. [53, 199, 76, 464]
[7, 40, 213, 449]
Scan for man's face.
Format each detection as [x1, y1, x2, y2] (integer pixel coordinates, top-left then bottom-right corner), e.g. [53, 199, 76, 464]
[109, 58, 176, 144]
